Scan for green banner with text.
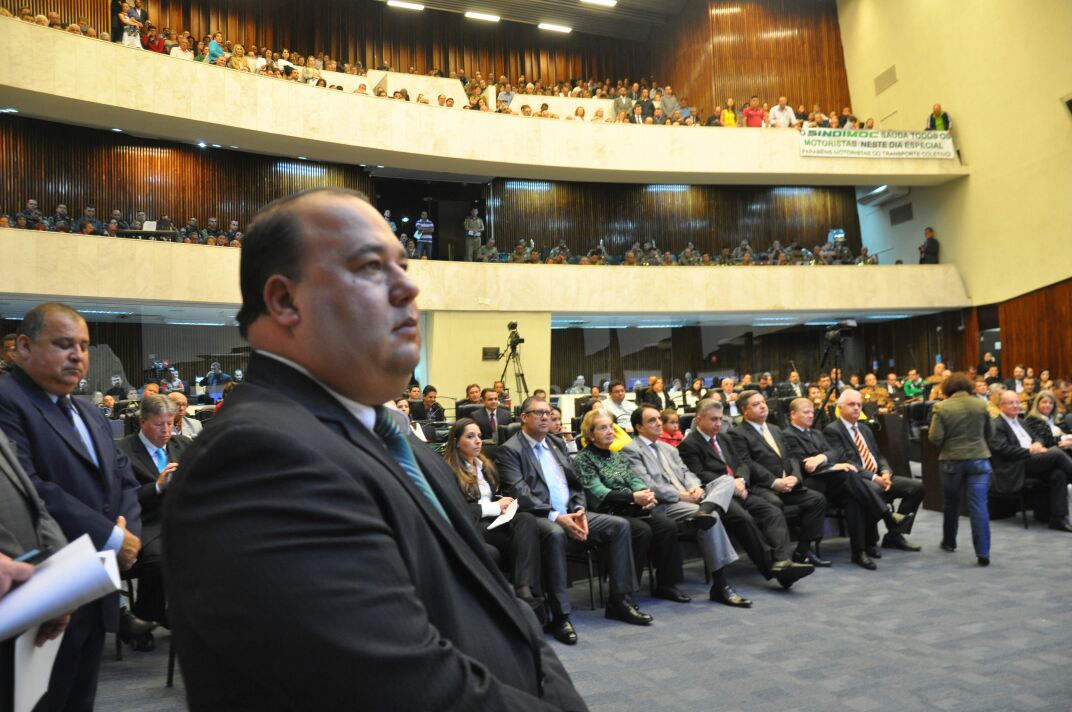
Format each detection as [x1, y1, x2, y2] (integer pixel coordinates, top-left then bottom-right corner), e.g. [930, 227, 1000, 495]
[800, 129, 955, 159]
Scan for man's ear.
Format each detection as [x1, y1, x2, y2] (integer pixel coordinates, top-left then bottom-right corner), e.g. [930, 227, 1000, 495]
[262, 275, 300, 329]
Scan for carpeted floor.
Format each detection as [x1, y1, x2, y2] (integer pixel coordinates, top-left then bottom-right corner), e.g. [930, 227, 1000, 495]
[95, 507, 1072, 712]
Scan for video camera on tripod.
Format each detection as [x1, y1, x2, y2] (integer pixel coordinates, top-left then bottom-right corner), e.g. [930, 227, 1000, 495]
[824, 319, 857, 347]
[506, 321, 525, 350]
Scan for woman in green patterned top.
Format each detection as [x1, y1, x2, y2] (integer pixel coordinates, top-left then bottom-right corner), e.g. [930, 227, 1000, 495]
[573, 410, 690, 603]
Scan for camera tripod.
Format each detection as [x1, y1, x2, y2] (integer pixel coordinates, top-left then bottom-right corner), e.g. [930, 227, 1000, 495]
[816, 337, 844, 421]
[499, 339, 529, 402]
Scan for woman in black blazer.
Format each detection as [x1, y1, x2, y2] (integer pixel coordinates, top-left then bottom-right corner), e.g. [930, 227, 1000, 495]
[443, 418, 544, 610]
[640, 377, 675, 411]
[1025, 391, 1072, 450]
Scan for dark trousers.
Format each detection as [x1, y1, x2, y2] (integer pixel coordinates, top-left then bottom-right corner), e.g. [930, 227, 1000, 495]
[624, 512, 683, 589]
[752, 486, 827, 553]
[1025, 449, 1072, 519]
[481, 511, 541, 592]
[131, 531, 166, 626]
[884, 476, 925, 533]
[722, 492, 787, 574]
[806, 470, 886, 552]
[32, 605, 104, 712]
[534, 511, 635, 618]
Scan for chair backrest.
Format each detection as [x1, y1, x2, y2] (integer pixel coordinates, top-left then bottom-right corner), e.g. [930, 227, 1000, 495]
[502, 422, 522, 443]
[456, 403, 481, 420]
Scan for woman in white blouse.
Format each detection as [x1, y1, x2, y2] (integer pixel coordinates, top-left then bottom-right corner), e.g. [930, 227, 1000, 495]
[443, 418, 544, 611]
[393, 397, 427, 441]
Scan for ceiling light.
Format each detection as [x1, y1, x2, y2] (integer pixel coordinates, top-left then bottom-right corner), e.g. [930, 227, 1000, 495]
[229, 145, 239, 149]
[211, 144, 221, 148]
[711, 6, 741, 15]
[581, 0, 617, 6]
[465, 11, 500, 21]
[386, 0, 424, 9]
[538, 22, 571, 33]
[0, 108, 18, 113]
[110, 128, 123, 132]
[297, 156, 308, 160]
[170, 321, 228, 326]
[196, 141, 207, 148]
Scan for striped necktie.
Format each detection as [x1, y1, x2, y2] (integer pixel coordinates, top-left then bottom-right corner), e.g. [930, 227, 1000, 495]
[851, 424, 878, 472]
[761, 424, 782, 457]
[373, 406, 449, 522]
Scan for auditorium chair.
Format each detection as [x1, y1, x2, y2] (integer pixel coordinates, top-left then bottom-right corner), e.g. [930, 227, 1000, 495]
[456, 403, 481, 420]
[988, 475, 1044, 529]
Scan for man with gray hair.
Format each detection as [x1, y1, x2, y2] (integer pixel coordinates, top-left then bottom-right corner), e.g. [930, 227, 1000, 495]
[169, 390, 203, 438]
[117, 394, 193, 627]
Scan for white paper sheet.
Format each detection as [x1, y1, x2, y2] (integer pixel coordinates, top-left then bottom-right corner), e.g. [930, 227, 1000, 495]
[486, 499, 518, 530]
[13, 630, 64, 712]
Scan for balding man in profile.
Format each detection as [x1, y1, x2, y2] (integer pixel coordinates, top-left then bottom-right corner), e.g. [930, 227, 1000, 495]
[163, 188, 587, 711]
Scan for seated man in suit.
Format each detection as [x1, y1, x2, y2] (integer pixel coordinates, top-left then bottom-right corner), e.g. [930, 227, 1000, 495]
[461, 383, 483, 407]
[823, 389, 924, 553]
[990, 390, 1072, 532]
[859, 373, 893, 414]
[168, 391, 203, 439]
[0, 303, 145, 712]
[713, 378, 743, 420]
[117, 394, 193, 626]
[622, 404, 751, 607]
[409, 384, 445, 421]
[677, 399, 814, 589]
[496, 396, 652, 646]
[777, 371, 806, 399]
[472, 387, 512, 440]
[782, 398, 908, 569]
[162, 188, 585, 710]
[884, 372, 904, 403]
[728, 391, 829, 567]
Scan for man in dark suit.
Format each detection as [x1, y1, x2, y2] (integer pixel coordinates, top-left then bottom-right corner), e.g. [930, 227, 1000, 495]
[472, 387, 513, 439]
[823, 390, 924, 553]
[918, 226, 940, 264]
[782, 398, 907, 569]
[990, 390, 1072, 532]
[496, 396, 652, 646]
[776, 371, 806, 399]
[116, 394, 193, 626]
[728, 391, 829, 567]
[162, 188, 586, 710]
[409, 384, 445, 421]
[0, 303, 144, 712]
[677, 399, 814, 589]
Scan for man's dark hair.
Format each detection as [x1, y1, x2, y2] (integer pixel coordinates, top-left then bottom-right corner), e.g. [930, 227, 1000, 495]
[16, 303, 84, 341]
[608, 380, 625, 392]
[236, 187, 369, 338]
[480, 387, 496, 399]
[738, 389, 761, 410]
[519, 396, 546, 415]
[2, 333, 15, 343]
[631, 403, 660, 430]
[943, 372, 974, 397]
[422, 385, 437, 396]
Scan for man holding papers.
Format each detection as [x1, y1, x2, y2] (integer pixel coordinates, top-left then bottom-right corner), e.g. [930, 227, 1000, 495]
[0, 303, 143, 712]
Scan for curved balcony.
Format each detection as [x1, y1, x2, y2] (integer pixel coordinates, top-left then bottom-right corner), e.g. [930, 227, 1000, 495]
[0, 19, 968, 187]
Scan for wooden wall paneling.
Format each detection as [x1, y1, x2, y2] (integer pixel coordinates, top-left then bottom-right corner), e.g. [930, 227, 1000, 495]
[651, 0, 716, 118]
[997, 277, 1072, 380]
[0, 115, 373, 232]
[961, 307, 979, 373]
[488, 180, 861, 260]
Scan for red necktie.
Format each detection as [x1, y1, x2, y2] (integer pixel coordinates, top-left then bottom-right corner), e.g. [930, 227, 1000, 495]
[489, 410, 497, 433]
[710, 436, 734, 476]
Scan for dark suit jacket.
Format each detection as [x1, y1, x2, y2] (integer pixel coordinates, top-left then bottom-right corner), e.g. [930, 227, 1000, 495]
[677, 429, 750, 487]
[0, 367, 141, 632]
[117, 432, 192, 535]
[410, 400, 445, 421]
[0, 431, 66, 559]
[823, 419, 891, 475]
[639, 390, 674, 411]
[728, 421, 803, 489]
[919, 237, 940, 264]
[777, 382, 805, 399]
[495, 431, 586, 516]
[987, 415, 1034, 493]
[472, 407, 513, 439]
[781, 424, 875, 483]
[162, 353, 585, 711]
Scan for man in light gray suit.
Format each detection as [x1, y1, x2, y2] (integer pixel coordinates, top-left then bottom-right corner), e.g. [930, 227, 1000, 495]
[622, 404, 752, 608]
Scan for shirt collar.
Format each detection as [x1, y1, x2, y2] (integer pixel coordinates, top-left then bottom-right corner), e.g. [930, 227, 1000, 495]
[747, 419, 765, 434]
[520, 430, 546, 450]
[1000, 413, 1022, 427]
[138, 430, 164, 456]
[257, 349, 379, 432]
[840, 417, 859, 431]
[638, 434, 658, 448]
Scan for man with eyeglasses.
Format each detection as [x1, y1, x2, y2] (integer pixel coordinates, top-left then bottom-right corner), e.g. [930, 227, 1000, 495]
[496, 397, 652, 646]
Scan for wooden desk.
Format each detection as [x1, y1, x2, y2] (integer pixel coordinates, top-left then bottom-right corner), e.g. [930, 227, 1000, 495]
[919, 426, 944, 512]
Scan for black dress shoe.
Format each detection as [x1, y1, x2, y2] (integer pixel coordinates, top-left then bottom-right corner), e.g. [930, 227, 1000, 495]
[544, 617, 578, 645]
[940, 541, 956, 552]
[792, 550, 832, 567]
[977, 556, 990, 566]
[685, 512, 718, 531]
[653, 585, 691, 603]
[851, 551, 877, 570]
[882, 534, 922, 551]
[710, 584, 752, 608]
[1048, 520, 1072, 533]
[866, 545, 882, 559]
[887, 511, 915, 534]
[605, 597, 653, 626]
[118, 609, 157, 651]
[770, 560, 814, 589]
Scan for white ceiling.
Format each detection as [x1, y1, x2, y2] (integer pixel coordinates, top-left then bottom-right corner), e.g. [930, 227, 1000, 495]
[377, 0, 690, 41]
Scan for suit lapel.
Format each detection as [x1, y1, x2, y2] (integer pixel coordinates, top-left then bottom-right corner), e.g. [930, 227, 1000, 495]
[0, 438, 30, 499]
[14, 371, 100, 471]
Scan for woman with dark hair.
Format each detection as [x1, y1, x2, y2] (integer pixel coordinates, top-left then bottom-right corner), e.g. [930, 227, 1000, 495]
[928, 372, 994, 565]
[442, 418, 544, 610]
[685, 377, 707, 406]
[573, 410, 689, 602]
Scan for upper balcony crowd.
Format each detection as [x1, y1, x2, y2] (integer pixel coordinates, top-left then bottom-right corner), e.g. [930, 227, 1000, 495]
[2, 6, 952, 133]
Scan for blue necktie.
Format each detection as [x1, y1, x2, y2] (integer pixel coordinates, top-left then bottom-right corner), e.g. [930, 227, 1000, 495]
[373, 407, 449, 522]
[154, 448, 168, 473]
[57, 396, 95, 462]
